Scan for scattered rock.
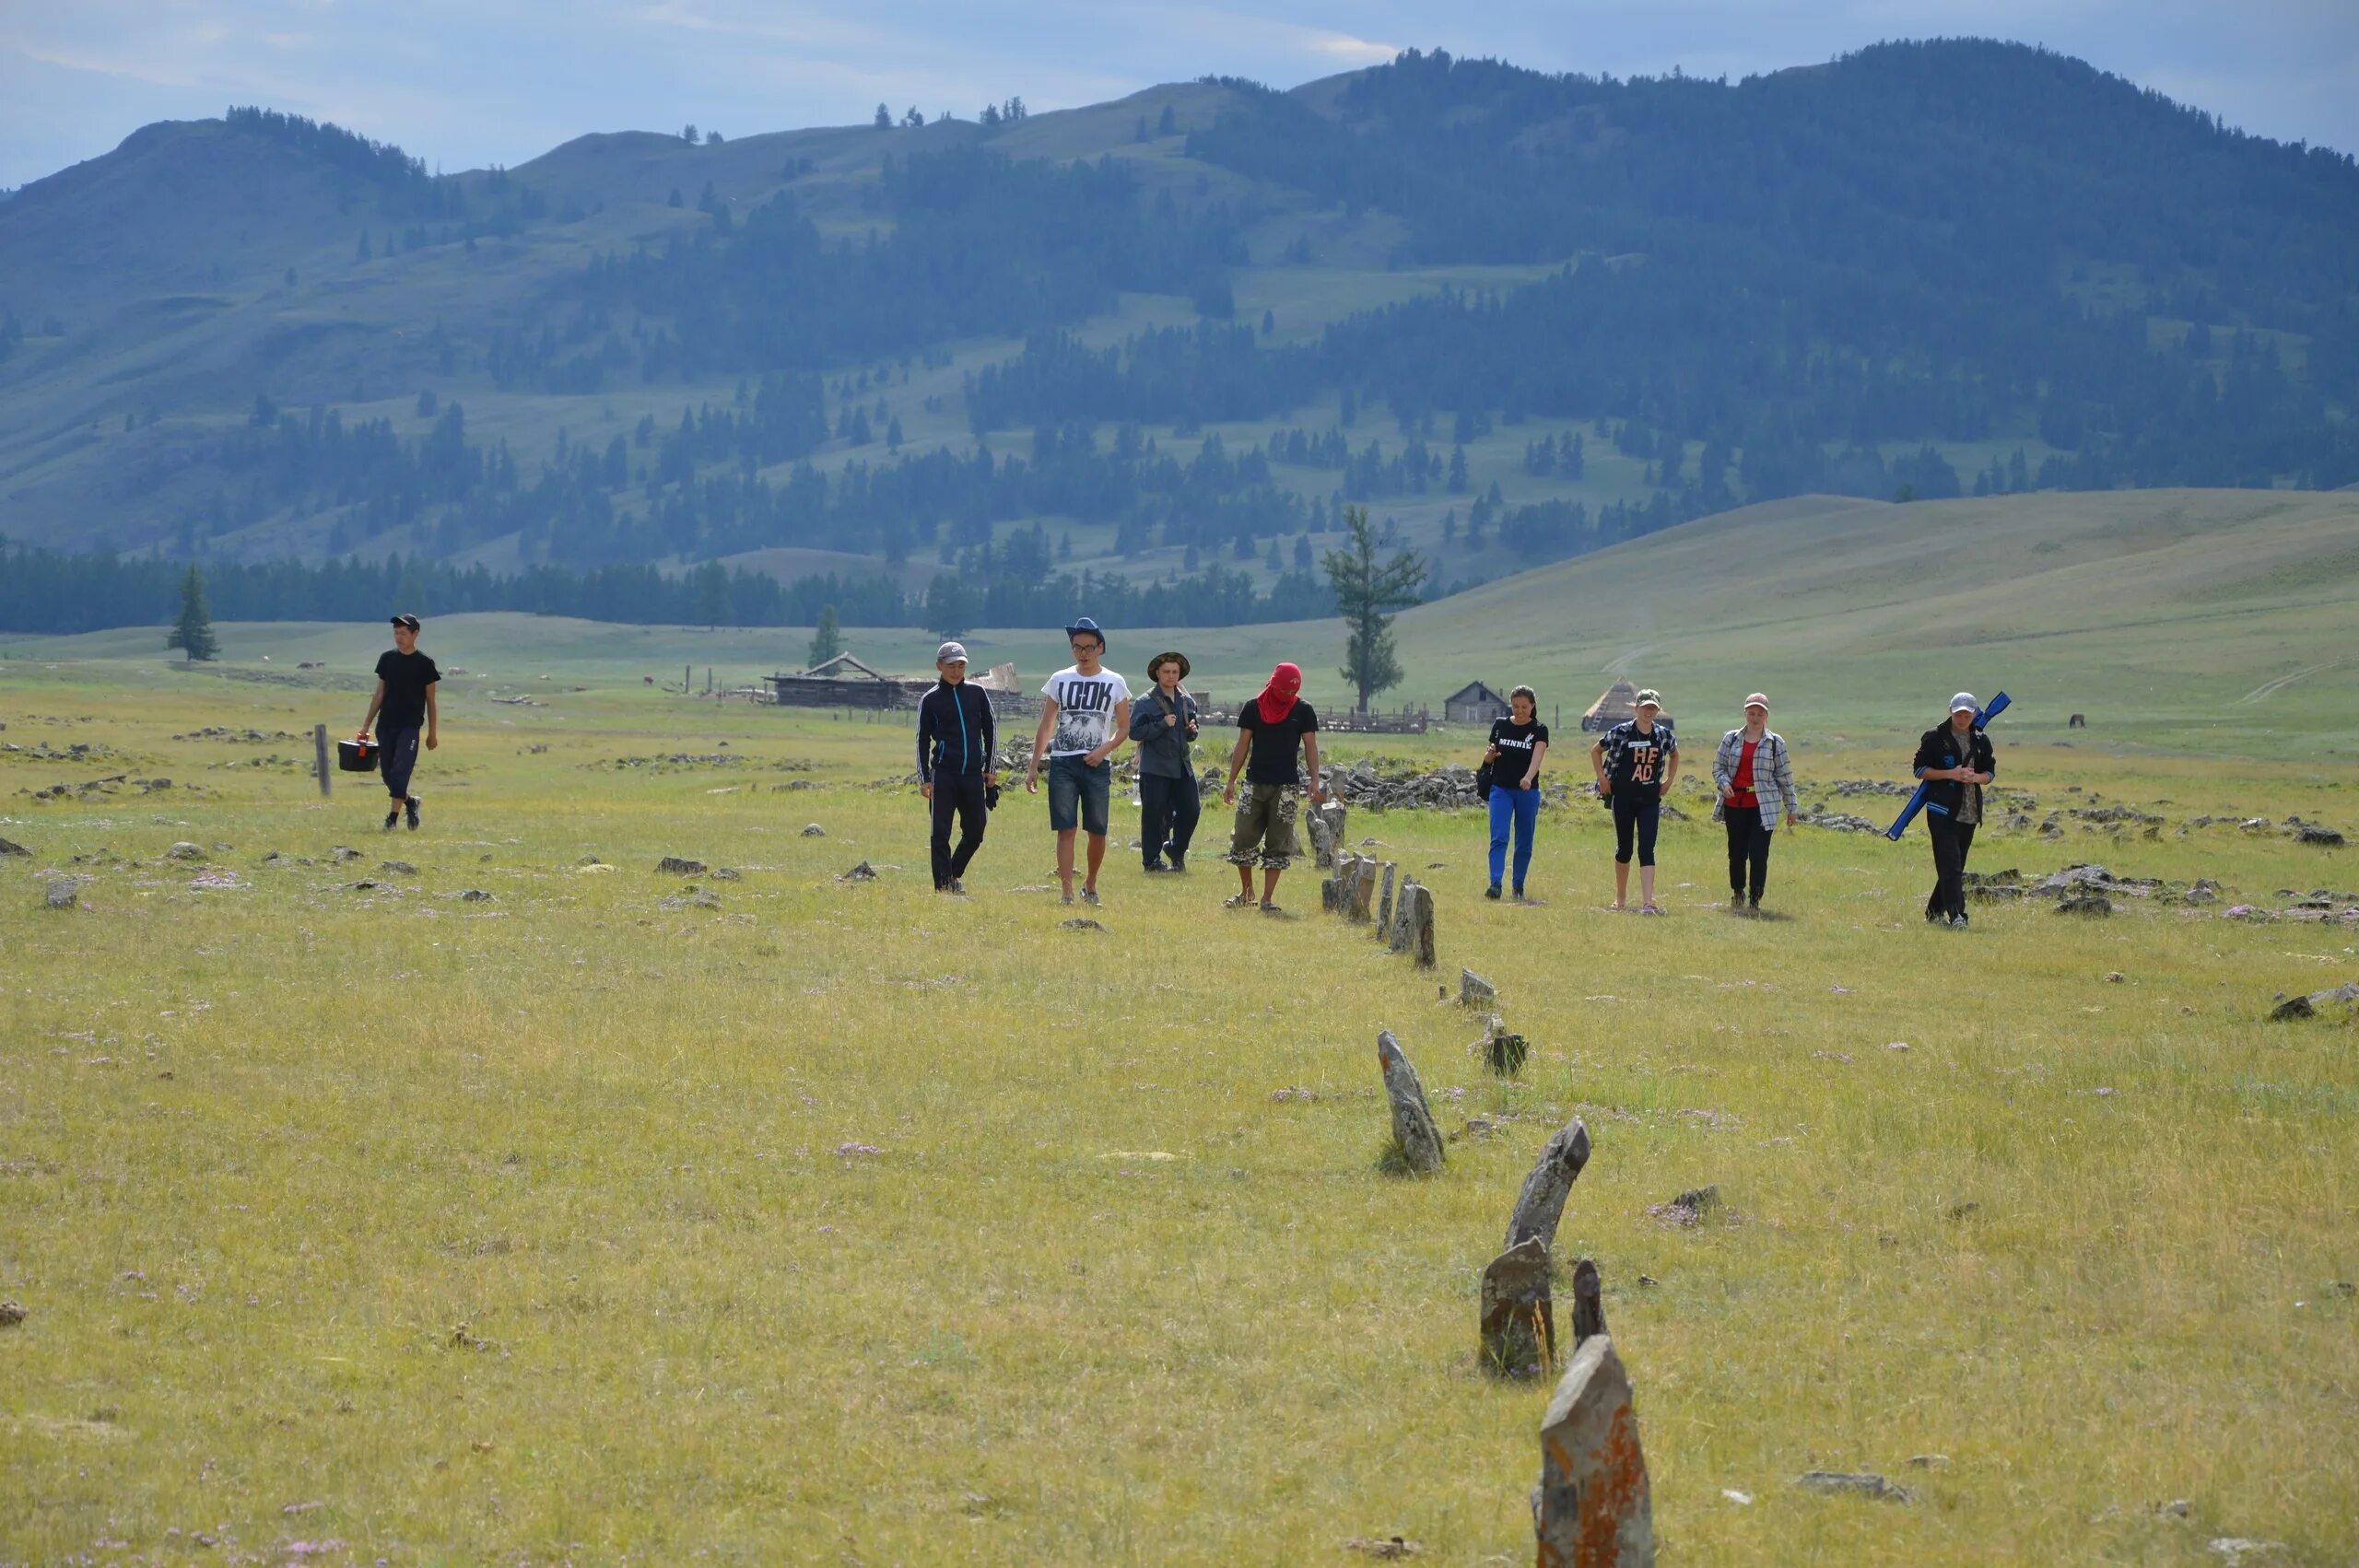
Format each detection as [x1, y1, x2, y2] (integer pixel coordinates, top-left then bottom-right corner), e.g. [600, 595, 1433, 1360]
[2154, 1498, 2191, 1517]
[1484, 1022, 1531, 1078]
[800, 824, 826, 837]
[1460, 967, 1496, 1008]
[1907, 1455, 1950, 1469]
[711, 867, 743, 881]
[2055, 894, 2113, 917]
[1648, 1185, 1719, 1227]
[329, 847, 361, 865]
[2295, 825, 2345, 847]
[2270, 981, 2358, 1022]
[1796, 1470, 1913, 1504]
[459, 889, 495, 903]
[660, 892, 722, 910]
[1570, 1258, 1607, 1350]
[1342, 1538, 1423, 1560]
[43, 878, 79, 910]
[0, 1300, 23, 1327]
[166, 841, 205, 860]
[1533, 1335, 1655, 1563]
[1059, 918, 1108, 932]
[2269, 995, 2316, 1022]
[2207, 1539, 2283, 1564]
[0, 837, 29, 856]
[1375, 1030, 1445, 1175]
[839, 860, 877, 882]
[379, 860, 417, 875]
[656, 856, 706, 876]
[2105, 972, 2125, 983]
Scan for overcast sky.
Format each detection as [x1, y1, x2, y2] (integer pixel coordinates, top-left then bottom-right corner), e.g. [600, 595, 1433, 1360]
[4, 0, 2355, 190]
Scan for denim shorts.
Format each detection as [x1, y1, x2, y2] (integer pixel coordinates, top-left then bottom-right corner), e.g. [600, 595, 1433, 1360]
[1046, 753, 1111, 836]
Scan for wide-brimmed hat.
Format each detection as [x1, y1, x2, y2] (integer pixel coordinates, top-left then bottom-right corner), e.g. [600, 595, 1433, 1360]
[1064, 616, 1106, 649]
[1148, 650, 1190, 679]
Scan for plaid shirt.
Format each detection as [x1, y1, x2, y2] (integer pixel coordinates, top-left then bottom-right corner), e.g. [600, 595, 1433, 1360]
[1710, 729, 1799, 828]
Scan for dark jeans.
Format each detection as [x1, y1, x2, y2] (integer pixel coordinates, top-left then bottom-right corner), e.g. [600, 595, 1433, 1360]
[380, 723, 421, 801]
[1927, 814, 1978, 920]
[1140, 772, 1201, 867]
[1612, 792, 1660, 867]
[1724, 810, 1773, 903]
[930, 772, 989, 888]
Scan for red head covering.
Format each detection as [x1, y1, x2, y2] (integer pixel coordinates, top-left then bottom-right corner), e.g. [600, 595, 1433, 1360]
[1256, 662, 1302, 725]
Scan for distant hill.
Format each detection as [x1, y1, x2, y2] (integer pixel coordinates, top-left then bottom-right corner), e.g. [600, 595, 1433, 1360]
[2, 41, 2355, 632]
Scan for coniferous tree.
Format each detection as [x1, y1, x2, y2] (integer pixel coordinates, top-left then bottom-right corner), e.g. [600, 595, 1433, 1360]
[167, 566, 218, 662]
[1321, 505, 1425, 714]
[807, 603, 844, 667]
[874, 103, 892, 130]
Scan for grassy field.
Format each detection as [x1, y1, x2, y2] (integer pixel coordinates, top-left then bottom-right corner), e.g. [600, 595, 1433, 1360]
[3, 621, 2356, 1562]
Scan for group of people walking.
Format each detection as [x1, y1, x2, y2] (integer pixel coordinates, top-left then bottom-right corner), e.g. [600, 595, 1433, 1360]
[357, 613, 1999, 926]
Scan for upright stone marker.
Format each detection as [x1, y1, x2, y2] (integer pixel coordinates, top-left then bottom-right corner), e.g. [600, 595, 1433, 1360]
[1375, 1030, 1445, 1174]
[312, 722, 332, 797]
[1375, 861, 1398, 937]
[1480, 1235, 1555, 1376]
[1534, 1336, 1655, 1567]
[1388, 877, 1419, 953]
[1411, 883, 1438, 967]
[1570, 1259, 1606, 1351]
[1461, 967, 1497, 1008]
[1506, 1118, 1593, 1252]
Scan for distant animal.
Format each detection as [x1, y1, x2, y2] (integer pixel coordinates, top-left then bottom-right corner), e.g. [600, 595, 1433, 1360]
[643, 675, 655, 685]
[2068, 713, 2086, 729]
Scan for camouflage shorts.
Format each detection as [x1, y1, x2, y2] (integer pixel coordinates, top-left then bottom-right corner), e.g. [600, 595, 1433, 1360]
[1226, 784, 1300, 869]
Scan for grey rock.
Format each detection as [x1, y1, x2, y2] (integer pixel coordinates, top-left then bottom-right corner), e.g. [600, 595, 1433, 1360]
[840, 860, 877, 882]
[661, 892, 722, 910]
[1796, 1471, 1913, 1504]
[711, 866, 743, 881]
[459, 889, 495, 902]
[43, 878, 79, 910]
[1533, 1335, 1655, 1565]
[656, 856, 707, 876]
[1460, 967, 1496, 1008]
[1649, 1186, 1720, 1227]
[1506, 1118, 1593, 1251]
[2272, 980, 2359, 1021]
[2270, 995, 2317, 1022]
[1347, 858, 1379, 922]
[1570, 1259, 1606, 1351]
[1376, 1030, 1445, 1175]
[380, 860, 417, 875]
[2055, 894, 2113, 916]
[1410, 883, 1437, 967]
[1484, 1022, 1530, 1078]
[1374, 861, 1397, 937]
[166, 841, 205, 860]
[0, 837, 29, 857]
[2207, 1539, 2284, 1564]
[0, 1300, 24, 1327]
[801, 824, 826, 837]
[576, 854, 603, 866]
[330, 847, 361, 864]
[2295, 825, 2345, 847]
[1059, 917, 1108, 932]
[1480, 1236, 1555, 1377]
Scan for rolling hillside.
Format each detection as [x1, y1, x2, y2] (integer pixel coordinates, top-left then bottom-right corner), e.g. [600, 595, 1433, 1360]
[2, 41, 2356, 629]
[10, 487, 2355, 758]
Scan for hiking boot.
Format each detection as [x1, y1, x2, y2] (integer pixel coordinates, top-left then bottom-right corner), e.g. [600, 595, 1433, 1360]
[1748, 896, 1762, 913]
[1952, 911, 1970, 930]
[1485, 883, 1503, 900]
[382, 806, 400, 832]
[405, 797, 421, 831]
[1143, 860, 1169, 873]
[1168, 852, 1187, 872]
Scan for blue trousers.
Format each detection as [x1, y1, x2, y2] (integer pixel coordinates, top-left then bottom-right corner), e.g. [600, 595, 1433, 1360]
[1487, 785, 1540, 892]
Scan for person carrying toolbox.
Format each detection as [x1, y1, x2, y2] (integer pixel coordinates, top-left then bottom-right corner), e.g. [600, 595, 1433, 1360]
[356, 613, 440, 832]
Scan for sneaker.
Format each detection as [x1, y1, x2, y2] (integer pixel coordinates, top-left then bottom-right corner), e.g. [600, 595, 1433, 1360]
[405, 797, 420, 831]
[1168, 852, 1187, 873]
[382, 807, 400, 832]
[1080, 888, 1101, 907]
[1485, 883, 1502, 900]
[1144, 861, 1169, 873]
[1748, 896, 1762, 913]
[1952, 911, 1970, 929]
[949, 878, 966, 895]
[1511, 886, 1528, 902]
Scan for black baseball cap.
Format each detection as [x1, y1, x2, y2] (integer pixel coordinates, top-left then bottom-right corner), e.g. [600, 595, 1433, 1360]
[391, 614, 421, 631]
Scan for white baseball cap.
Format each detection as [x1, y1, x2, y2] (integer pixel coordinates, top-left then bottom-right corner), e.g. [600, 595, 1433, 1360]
[1950, 692, 1978, 714]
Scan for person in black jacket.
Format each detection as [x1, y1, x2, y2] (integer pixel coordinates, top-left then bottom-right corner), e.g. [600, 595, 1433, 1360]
[1913, 692, 1997, 928]
[918, 641, 998, 894]
[1129, 650, 1201, 872]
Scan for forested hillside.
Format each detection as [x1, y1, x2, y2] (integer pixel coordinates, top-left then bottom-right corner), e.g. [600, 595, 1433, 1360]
[1, 40, 2354, 633]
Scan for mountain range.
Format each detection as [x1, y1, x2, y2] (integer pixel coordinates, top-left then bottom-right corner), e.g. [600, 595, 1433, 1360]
[2, 38, 2355, 629]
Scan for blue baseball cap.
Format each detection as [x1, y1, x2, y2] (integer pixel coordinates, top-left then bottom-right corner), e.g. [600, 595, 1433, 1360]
[1064, 616, 1105, 649]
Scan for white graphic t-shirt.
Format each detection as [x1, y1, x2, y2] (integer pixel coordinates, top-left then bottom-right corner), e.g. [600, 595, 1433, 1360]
[1042, 666, 1133, 757]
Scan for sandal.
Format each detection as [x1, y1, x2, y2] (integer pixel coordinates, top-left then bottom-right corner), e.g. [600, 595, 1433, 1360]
[1639, 903, 1664, 916]
[1259, 902, 1284, 915]
[1224, 893, 1256, 909]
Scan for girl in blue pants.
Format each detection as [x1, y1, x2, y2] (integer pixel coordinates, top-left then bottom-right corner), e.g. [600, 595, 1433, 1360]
[1484, 685, 1550, 900]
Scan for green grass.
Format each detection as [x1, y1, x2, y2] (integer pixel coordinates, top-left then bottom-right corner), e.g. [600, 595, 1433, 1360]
[2, 640, 2356, 1562]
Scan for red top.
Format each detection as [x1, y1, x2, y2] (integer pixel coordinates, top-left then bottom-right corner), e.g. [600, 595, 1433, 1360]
[1729, 739, 1759, 809]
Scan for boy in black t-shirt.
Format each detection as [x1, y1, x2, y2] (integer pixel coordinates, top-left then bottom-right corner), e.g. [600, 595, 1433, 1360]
[359, 614, 440, 831]
[1590, 687, 1679, 913]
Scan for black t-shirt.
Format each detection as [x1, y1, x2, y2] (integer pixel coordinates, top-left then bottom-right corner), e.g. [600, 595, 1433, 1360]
[1238, 699, 1319, 786]
[375, 649, 440, 729]
[1488, 718, 1550, 788]
[1602, 720, 1674, 802]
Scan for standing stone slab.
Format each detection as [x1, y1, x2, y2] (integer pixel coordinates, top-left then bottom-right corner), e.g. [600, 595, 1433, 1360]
[1375, 862, 1399, 938]
[1506, 1118, 1593, 1252]
[1411, 883, 1438, 967]
[1389, 877, 1419, 953]
[1534, 1336, 1655, 1567]
[1376, 1030, 1445, 1175]
[1321, 874, 1340, 913]
[1570, 1259, 1606, 1351]
[1461, 967, 1497, 1008]
[43, 877, 80, 910]
[1480, 1235, 1555, 1377]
